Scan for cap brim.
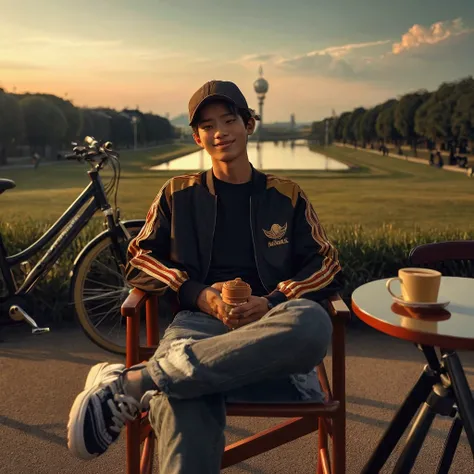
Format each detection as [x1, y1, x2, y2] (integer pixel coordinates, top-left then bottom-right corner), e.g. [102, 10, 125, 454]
[189, 95, 261, 125]
[189, 94, 237, 125]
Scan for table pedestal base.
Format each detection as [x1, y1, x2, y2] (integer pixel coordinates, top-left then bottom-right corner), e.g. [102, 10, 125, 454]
[362, 346, 474, 474]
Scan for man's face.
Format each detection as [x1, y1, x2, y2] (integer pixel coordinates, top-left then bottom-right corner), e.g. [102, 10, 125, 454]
[192, 101, 255, 163]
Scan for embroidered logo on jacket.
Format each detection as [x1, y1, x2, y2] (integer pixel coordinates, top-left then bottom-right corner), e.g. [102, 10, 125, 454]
[263, 223, 289, 247]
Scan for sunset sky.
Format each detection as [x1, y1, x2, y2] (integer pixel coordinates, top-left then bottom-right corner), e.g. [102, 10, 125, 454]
[1, 0, 473, 122]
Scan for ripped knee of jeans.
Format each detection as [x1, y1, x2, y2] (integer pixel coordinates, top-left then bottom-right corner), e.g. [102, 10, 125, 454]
[158, 337, 197, 378]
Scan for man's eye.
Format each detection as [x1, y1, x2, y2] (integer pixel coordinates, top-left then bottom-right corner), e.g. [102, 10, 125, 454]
[202, 125, 211, 130]
[226, 119, 236, 124]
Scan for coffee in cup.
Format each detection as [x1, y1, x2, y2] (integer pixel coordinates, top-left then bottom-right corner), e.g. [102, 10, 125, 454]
[386, 268, 441, 303]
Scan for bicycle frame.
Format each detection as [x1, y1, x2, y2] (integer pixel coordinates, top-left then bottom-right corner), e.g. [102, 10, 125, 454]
[0, 169, 119, 299]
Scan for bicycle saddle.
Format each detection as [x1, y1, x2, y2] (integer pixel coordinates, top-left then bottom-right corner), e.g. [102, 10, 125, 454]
[0, 179, 16, 195]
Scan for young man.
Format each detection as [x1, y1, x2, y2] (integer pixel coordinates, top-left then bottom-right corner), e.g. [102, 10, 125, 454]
[67, 80, 343, 472]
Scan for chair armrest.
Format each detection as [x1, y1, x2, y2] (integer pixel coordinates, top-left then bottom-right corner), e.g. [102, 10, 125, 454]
[327, 294, 351, 321]
[121, 288, 150, 318]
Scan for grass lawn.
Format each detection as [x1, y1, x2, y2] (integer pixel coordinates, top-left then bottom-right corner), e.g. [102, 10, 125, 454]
[306, 145, 474, 232]
[1, 142, 473, 234]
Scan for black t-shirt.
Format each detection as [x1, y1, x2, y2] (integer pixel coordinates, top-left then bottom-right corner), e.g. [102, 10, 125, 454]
[204, 175, 267, 296]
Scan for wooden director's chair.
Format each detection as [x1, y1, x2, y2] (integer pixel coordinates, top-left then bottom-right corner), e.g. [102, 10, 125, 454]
[121, 289, 350, 474]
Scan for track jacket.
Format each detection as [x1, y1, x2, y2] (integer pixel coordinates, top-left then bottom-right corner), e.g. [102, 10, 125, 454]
[125, 166, 343, 309]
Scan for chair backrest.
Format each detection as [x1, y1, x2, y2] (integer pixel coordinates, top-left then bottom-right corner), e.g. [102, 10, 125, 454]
[409, 240, 474, 277]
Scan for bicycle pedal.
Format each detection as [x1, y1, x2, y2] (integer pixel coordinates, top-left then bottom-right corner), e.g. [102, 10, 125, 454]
[9, 305, 50, 335]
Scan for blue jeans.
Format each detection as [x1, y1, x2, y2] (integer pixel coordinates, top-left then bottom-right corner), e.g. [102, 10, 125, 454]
[147, 299, 332, 474]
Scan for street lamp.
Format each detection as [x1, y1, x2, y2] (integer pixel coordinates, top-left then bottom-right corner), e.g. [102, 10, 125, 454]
[131, 116, 138, 150]
[253, 65, 269, 144]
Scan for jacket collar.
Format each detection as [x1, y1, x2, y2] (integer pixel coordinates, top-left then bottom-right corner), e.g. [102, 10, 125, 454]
[203, 163, 266, 196]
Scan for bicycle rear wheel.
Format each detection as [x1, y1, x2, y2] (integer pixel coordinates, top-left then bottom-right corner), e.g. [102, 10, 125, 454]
[71, 221, 144, 354]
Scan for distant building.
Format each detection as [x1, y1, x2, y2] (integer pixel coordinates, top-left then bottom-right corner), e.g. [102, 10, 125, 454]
[290, 114, 295, 130]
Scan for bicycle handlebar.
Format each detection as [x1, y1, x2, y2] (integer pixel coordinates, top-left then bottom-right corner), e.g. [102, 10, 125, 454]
[65, 135, 122, 215]
[65, 136, 117, 166]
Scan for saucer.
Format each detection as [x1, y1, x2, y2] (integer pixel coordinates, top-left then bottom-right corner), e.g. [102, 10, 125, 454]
[391, 296, 450, 309]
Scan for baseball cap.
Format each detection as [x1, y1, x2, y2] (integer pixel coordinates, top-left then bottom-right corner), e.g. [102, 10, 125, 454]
[188, 80, 261, 125]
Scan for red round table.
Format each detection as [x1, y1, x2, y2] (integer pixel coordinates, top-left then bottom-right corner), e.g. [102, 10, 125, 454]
[352, 276, 474, 473]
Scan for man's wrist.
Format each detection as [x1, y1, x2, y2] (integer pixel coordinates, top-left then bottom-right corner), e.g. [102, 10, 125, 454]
[179, 280, 210, 310]
[262, 297, 273, 311]
[264, 291, 287, 309]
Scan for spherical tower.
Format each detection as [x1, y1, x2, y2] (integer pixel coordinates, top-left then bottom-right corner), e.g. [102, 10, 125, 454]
[253, 65, 269, 144]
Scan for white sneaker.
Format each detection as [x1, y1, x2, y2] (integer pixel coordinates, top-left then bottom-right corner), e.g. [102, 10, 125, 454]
[67, 362, 145, 460]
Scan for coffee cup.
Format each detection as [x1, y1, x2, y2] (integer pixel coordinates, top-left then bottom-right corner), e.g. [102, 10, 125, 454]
[386, 268, 441, 303]
[221, 278, 252, 306]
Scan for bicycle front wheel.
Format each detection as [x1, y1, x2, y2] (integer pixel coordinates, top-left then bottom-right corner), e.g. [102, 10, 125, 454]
[72, 223, 143, 354]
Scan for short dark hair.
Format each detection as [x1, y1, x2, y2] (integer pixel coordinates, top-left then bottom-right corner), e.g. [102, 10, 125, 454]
[191, 99, 252, 134]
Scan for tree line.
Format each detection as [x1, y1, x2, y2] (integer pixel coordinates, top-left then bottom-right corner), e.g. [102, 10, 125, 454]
[311, 76, 474, 156]
[0, 89, 179, 165]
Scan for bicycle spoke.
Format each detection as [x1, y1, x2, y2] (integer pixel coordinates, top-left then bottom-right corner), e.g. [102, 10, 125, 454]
[87, 296, 123, 314]
[82, 289, 124, 302]
[73, 226, 143, 354]
[91, 258, 123, 279]
[87, 305, 118, 321]
[92, 302, 123, 328]
[84, 276, 123, 291]
[106, 312, 125, 337]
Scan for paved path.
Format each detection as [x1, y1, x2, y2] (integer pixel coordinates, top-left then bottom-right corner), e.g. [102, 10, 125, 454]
[336, 143, 472, 176]
[0, 143, 179, 171]
[0, 159, 70, 170]
[1, 322, 473, 473]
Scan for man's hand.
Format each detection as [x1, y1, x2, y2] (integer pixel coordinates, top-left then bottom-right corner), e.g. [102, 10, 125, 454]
[196, 286, 233, 328]
[225, 296, 269, 329]
[210, 281, 226, 292]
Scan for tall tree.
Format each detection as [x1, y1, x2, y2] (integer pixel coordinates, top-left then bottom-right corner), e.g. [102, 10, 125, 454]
[376, 100, 401, 149]
[452, 90, 474, 152]
[415, 77, 474, 149]
[19, 96, 67, 153]
[310, 119, 327, 144]
[351, 108, 367, 147]
[342, 107, 366, 146]
[334, 112, 351, 143]
[394, 90, 430, 156]
[358, 106, 381, 148]
[0, 90, 23, 165]
[31, 94, 80, 144]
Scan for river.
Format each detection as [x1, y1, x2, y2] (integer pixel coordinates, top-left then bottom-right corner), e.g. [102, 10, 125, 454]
[150, 140, 349, 171]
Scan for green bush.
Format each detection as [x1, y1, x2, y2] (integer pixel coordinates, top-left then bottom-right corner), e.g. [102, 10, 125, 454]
[1, 220, 473, 323]
[330, 224, 474, 300]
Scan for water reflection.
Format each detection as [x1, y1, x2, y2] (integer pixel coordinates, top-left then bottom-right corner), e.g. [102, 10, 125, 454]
[151, 140, 349, 171]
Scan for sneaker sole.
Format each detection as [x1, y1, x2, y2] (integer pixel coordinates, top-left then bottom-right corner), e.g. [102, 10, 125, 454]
[68, 363, 120, 460]
[67, 385, 101, 460]
[84, 362, 124, 390]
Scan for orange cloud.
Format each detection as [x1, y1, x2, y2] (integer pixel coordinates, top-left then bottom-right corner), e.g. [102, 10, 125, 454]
[392, 18, 472, 54]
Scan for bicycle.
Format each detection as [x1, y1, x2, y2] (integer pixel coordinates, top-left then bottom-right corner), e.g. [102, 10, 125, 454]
[0, 137, 145, 354]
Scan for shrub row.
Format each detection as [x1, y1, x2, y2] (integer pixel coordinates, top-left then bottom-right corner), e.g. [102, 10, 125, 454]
[1, 220, 472, 323]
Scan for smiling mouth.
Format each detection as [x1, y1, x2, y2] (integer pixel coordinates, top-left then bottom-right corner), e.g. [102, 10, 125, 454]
[214, 140, 235, 148]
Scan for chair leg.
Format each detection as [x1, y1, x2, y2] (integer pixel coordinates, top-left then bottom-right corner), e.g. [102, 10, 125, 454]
[127, 419, 141, 474]
[331, 413, 346, 474]
[140, 431, 155, 474]
[317, 418, 329, 474]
